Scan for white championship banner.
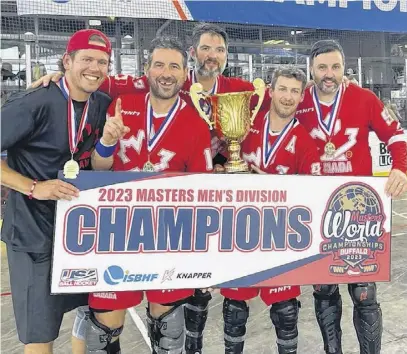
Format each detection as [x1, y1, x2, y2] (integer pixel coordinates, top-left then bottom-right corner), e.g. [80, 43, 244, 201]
[51, 171, 392, 294]
[16, 0, 193, 20]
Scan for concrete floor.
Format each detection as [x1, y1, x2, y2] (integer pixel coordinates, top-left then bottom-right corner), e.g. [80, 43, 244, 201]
[1, 197, 406, 354]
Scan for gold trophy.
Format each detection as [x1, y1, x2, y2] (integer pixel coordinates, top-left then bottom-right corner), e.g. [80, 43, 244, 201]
[190, 78, 265, 173]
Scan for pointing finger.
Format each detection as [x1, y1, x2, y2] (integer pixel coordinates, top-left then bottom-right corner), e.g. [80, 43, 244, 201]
[115, 98, 122, 120]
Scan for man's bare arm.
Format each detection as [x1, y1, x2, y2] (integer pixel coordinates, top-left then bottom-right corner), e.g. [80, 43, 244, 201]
[1, 160, 79, 200]
[91, 150, 114, 171]
[1, 160, 34, 195]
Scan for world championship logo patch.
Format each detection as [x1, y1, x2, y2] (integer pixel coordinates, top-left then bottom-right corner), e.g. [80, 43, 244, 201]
[320, 182, 386, 275]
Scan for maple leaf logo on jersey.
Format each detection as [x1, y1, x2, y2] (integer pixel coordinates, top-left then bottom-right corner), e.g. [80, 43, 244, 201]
[320, 182, 386, 276]
[134, 78, 145, 89]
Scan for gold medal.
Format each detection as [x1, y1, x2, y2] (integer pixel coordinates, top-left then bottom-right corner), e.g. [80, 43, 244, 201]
[143, 161, 155, 172]
[324, 142, 336, 157]
[63, 159, 80, 179]
[60, 77, 89, 181]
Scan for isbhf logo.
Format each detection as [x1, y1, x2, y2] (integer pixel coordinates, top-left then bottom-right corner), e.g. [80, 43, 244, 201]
[104, 265, 159, 285]
[320, 182, 386, 276]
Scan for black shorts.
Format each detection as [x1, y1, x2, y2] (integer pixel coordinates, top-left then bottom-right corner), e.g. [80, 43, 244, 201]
[7, 247, 88, 344]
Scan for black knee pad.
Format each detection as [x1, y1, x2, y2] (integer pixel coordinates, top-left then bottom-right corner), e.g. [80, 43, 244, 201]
[184, 290, 211, 353]
[313, 284, 340, 299]
[270, 299, 300, 334]
[185, 289, 211, 330]
[223, 298, 249, 354]
[348, 283, 378, 308]
[193, 288, 212, 302]
[85, 310, 123, 353]
[270, 299, 300, 354]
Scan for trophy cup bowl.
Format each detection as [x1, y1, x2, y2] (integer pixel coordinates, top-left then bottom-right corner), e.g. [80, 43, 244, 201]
[190, 78, 265, 173]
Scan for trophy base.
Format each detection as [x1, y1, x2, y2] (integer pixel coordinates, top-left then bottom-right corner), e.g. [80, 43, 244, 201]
[224, 160, 249, 174]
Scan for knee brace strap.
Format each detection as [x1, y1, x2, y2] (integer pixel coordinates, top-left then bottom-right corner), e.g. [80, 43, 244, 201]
[147, 304, 185, 354]
[85, 311, 123, 353]
[72, 306, 90, 341]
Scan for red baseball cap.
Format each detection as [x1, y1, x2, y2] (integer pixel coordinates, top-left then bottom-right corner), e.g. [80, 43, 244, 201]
[66, 29, 112, 56]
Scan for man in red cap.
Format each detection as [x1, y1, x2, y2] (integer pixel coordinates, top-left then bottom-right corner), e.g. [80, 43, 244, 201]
[1, 29, 128, 354]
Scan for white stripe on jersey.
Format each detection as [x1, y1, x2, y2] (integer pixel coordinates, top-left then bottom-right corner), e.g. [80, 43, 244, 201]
[388, 133, 407, 147]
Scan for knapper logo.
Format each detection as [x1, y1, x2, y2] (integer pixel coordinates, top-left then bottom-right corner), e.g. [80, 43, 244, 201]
[321, 182, 386, 275]
[103, 265, 159, 285]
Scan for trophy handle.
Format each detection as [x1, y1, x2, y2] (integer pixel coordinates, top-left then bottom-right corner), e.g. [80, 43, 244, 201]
[189, 83, 214, 130]
[250, 78, 266, 125]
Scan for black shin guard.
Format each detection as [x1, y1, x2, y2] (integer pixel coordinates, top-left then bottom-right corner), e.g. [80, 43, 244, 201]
[313, 285, 343, 354]
[348, 283, 382, 354]
[270, 299, 300, 354]
[222, 298, 249, 354]
[184, 290, 211, 354]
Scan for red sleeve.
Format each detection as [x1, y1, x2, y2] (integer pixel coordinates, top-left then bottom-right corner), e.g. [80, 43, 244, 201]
[99, 74, 149, 99]
[228, 77, 254, 92]
[297, 128, 322, 175]
[106, 96, 117, 118]
[186, 115, 213, 173]
[368, 91, 407, 172]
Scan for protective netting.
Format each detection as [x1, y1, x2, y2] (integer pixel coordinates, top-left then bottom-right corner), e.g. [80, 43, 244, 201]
[2, 1, 406, 121]
[1, 0, 407, 216]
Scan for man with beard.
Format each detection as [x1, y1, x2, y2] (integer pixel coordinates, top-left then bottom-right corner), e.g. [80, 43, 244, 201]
[217, 66, 322, 354]
[83, 36, 213, 354]
[32, 22, 258, 354]
[98, 23, 258, 168]
[34, 23, 256, 160]
[0, 29, 128, 354]
[296, 40, 407, 354]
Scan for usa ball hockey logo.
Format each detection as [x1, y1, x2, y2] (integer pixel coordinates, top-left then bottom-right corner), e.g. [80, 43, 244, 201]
[320, 182, 386, 276]
[59, 269, 98, 287]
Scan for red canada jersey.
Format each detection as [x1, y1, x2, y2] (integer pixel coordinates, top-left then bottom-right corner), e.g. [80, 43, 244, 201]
[101, 74, 149, 98]
[100, 70, 270, 158]
[108, 93, 213, 173]
[241, 109, 322, 175]
[100, 70, 258, 100]
[183, 69, 254, 95]
[296, 84, 407, 176]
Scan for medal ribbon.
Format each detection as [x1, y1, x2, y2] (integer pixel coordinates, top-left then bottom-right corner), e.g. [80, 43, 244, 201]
[146, 93, 181, 153]
[59, 77, 90, 157]
[262, 112, 296, 168]
[312, 83, 344, 138]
